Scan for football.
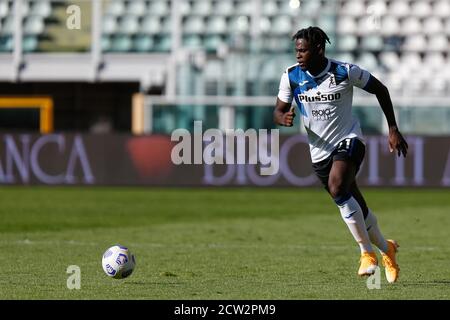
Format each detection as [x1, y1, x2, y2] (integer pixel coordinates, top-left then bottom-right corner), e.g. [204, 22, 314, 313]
[101, 245, 136, 279]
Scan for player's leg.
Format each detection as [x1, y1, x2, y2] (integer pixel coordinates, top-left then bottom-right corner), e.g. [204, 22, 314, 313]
[328, 159, 374, 255]
[350, 182, 387, 252]
[351, 182, 400, 282]
[327, 138, 378, 276]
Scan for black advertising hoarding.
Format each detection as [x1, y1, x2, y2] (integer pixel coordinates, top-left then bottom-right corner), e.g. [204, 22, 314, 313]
[0, 133, 449, 187]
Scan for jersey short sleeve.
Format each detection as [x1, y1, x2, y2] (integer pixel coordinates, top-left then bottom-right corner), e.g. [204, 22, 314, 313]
[347, 64, 371, 89]
[277, 71, 293, 103]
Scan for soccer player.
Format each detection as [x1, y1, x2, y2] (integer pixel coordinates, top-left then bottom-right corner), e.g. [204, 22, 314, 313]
[274, 27, 408, 283]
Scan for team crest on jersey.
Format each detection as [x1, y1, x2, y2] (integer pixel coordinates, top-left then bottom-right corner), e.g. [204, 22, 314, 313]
[329, 73, 336, 87]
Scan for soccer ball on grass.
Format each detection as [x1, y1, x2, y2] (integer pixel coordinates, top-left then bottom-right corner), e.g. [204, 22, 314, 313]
[101, 245, 136, 279]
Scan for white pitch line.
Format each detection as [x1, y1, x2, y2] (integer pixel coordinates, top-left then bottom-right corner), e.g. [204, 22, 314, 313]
[0, 239, 443, 252]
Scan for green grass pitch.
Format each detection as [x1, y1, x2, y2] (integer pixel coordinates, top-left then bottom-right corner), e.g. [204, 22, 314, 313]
[0, 186, 449, 299]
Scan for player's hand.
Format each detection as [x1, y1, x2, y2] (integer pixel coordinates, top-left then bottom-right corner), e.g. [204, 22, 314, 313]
[282, 106, 296, 127]
[388, 126, 408, 157]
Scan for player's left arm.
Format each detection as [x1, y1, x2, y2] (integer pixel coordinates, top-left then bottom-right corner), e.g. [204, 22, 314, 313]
[363, 75, 408, 157]
[348, 64, 408, 157]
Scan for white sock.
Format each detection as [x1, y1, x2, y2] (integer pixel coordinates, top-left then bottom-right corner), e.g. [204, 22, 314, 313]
[336, 195, 374, 254]
[365, 209, 388, 254]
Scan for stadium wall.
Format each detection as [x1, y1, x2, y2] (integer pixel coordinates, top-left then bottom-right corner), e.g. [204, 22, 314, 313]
[0, 134, 449, 187]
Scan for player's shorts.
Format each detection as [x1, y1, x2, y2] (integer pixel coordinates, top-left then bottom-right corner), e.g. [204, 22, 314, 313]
[312, 137, 365, 188]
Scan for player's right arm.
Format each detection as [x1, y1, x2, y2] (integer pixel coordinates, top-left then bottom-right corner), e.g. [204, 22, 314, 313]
[274, 71, 296, 127]
[274, 99, 295, 127]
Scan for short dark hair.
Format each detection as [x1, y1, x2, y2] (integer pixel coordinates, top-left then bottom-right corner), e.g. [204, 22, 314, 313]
[292, 26, 331, 50]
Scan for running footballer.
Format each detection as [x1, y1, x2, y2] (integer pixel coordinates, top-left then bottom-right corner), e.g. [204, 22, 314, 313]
[274, 27, 408, 282]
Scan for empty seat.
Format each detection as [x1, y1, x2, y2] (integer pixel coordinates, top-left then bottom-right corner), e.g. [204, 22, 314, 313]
[22, 35, 38, 52]
[182, 34, 202, 48]
[383, 73, 403, 93]
[20, 1, 31, 16]
[401, 17, 421, 35]
[205, 16, 227, 34]
[204, 35, 224, 52]
[331, 53, 355, 63]
[271, 15, 292, 35]
[183, 16, 205, 34]
[30, 0, 51, 18]
[380, 16, 400, 36]
[0, 1, 9, 18]
[341, 0, 365, 16]
[179, 1, 191, 15]
[235, 1, 252, 15]
[356, 16, 381, 35]
[111, 34, 132, 52]
[410, 1, 432, 17]
[361, 35, 383, 51]
[133, 35, 154, 52]
[160, 17, 171, 33]
[213, 1, 233, 16]
[337, 16, 357, 34]
[423, 52, 445, 71]
[423, 17, 444, 35]
[336, 34, 357, 51]
[367, 0, 387, 14]
[261, 58, 280, 82]
[388, 1, 410, 17]
[293, 17, 314, 31]
[101, 35, 111, 51]
[403, 76, 425, 95]
[262, 1, 278, 16]
[278, 0, 301, 16]
[229, 16, 250, 34]
[148, 0, 169, 16]
[140, 16, 161, 34]
[126, 0, 146, 16]
[403, 34, 427, 51]
[102, 15, 118, 35]
[299, 0, 322, 15]
[426, 76, 447, 96]
[105, 0, 125, 16]
[118, 15, 139, 34]
[259, 16, 271, 34]
[190, 0, 211, 16]
[23, 15, 44, 35]
[379, 51, 399, 71]
[400, 53, 422, 70]
[0, 35, 12, 51]
[433, 0, 450, 18]
[355, 53, 378, 71]
[1, 15, 13, 35]
[428, 34, 448, 51]
[154, 35, 171, 52]
[316, 15, 335, 34]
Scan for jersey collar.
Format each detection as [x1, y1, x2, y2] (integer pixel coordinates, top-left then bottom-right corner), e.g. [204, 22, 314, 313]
[306, 58, 331, 79]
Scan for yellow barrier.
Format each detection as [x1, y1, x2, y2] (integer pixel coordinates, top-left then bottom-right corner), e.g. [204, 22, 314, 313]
[0, 97, 54, 133]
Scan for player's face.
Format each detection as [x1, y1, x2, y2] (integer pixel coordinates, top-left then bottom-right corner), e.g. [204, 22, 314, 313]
[295, 38, 318, 71]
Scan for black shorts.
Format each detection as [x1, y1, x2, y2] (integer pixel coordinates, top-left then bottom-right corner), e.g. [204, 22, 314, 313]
[312, 137, 366, 188]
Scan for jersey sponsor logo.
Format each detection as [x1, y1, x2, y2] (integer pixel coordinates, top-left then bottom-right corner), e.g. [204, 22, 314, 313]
[298, 92, 341, 103]
[311, 108, 333, 121]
